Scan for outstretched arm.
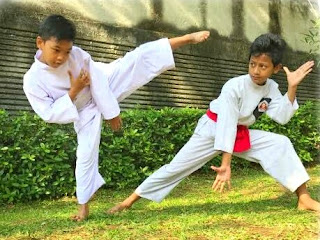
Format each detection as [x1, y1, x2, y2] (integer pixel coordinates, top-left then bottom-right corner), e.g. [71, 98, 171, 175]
[211, 152, 232, 193]
[169, 31, 210, 50]
[284, 60, 314, 104]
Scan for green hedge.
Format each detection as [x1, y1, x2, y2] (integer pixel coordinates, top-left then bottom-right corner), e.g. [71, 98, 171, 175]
[0, 101, 319, 203]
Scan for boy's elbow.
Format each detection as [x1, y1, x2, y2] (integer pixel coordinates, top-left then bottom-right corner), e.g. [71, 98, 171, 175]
[273, 118, 290, 125]
[268, 112, 291, 125]
[278, 120, 289, 125]
[36, 110, 59, 123]
[41, 115, 73, 124]
[39, 114, 56, 123]
[37, 109, 78, 124]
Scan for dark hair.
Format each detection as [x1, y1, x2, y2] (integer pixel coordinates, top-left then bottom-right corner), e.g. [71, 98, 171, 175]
[249, 33, 286, 66]
[38, 15, 76, 41]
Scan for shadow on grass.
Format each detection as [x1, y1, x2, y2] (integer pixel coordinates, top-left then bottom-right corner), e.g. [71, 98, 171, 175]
[95, 184, 320, 221]
[114, 189, 318, 217]
[1, 181, 318, 239]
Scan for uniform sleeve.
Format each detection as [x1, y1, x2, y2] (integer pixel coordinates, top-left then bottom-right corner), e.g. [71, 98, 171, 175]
[266, 86, 299, 125]
[23, 81, 79, 124]
[212, 84, 240, 153]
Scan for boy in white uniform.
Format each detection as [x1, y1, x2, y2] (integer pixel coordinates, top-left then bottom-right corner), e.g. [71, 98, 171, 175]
[23, 14, 210, 221]
[108, 33, 320, 214]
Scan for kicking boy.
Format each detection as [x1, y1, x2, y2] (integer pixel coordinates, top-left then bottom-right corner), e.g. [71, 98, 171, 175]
[23, 14, 210, 221]
[108, 33, 320, 214]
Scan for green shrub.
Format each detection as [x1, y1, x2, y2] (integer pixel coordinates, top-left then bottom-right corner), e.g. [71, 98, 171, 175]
[99, 107, 202, 188]
[0, 101, 319, 203]
[251, 101, 320, 163]
[0, 110, 76, 203]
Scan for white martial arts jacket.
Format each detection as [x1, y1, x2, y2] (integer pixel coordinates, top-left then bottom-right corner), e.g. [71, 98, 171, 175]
[23, 38, 175, 133]
[210, 74, 298, 153]
[23, 39, 175, 204]
[23, 46, 121, 132]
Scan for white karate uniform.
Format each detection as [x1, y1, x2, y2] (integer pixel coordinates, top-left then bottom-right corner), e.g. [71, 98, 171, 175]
[135, 74, 310, 203]
[23, 38, 175, 204]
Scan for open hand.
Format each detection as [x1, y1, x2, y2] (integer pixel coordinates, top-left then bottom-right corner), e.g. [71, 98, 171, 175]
[211, 165, 231, 193]
[283, 60, 314, 88]
[68, 69, 90, 101]
[68, 69, 90, 92]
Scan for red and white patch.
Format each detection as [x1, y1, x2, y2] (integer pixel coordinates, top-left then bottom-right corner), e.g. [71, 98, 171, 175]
[258, 100, 269, 112]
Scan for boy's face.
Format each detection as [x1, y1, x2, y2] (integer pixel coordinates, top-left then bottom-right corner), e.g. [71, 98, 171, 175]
[36, 37, 73, 68]
[248, 54, 282, 85]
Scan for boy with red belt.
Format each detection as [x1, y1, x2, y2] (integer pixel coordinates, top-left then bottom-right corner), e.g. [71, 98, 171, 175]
[108, 33, 320, 213]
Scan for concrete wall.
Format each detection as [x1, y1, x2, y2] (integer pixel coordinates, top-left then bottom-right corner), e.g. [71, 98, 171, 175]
[0, 0, 319, 113]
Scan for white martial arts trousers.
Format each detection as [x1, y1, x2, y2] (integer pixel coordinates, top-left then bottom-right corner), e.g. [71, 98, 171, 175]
[135, 114, 310, 203]
[75, 38, 175, 204]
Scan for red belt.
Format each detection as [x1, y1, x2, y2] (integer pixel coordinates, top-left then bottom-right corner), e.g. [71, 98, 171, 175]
[206, 110, 251, 152]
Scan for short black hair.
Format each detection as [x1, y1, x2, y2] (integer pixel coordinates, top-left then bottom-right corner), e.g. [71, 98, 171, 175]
[249, 33, 286, 66]
[38, 14, 76, 41]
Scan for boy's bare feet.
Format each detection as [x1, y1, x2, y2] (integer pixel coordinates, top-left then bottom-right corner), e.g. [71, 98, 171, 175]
[169, 30, 210, 50]
[188, 31, 210, 44]
[297, 194, 320, 212]
[71, 204, 89, 221]
[107, 202, 131, 214]
[107, 193, 140, 214]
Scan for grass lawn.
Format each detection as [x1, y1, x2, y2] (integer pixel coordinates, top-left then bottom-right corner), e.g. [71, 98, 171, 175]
[1, 165, 319, 240]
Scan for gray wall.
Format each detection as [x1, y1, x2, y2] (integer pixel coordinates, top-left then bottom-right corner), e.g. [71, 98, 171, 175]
[0, 0, 319, 114]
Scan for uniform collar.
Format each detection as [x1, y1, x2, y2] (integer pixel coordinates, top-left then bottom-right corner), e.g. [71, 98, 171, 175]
[246, 74, 269, 90]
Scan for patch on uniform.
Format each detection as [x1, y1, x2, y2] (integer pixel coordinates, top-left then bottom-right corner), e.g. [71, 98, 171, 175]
[253, 98, 271, 119]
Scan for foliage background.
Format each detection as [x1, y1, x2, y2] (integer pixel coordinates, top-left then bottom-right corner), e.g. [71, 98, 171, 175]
[0, 101, 319, 203]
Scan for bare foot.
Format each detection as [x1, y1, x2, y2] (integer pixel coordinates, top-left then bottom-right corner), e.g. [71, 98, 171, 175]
[107, 202, 131, 214]
[297, 194, 320, 212]
[188, 31, 210, 44]
[107, 193, 140, 214]
[70, 204, 89, 221]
